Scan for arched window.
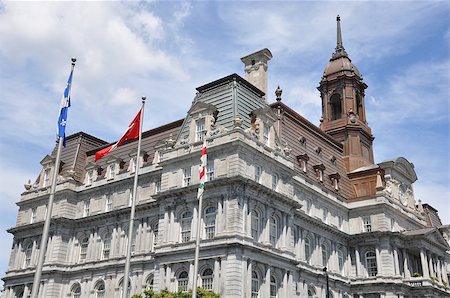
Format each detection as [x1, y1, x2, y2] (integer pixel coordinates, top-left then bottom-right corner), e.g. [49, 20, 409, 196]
[145, 274, 154, 290]
[251, 270, 260, 298]
[102, 233, 111, 260]
[269, 275, 278, 298]
[14, 286, 24, 298]
[181, 211, 192, 243]
[305, 237, 312, 263]
[307, 285, 316, 298]
[94, 280, 105, 298]
[338, 250, 344, 274]
[269, 216, 278, 247]
[330, 94, 342, 120]
[204, 206, 216, 239]
[71, 283, 81, 298]
[177, 271, 189, 292]
[201, 268, 214, 290]
[79, 237, 89, 262]
[365, 251, 378, 277]
[251, 209, 261, 241]
[321, 243, 329, 267]
[24, 242, 33, 267]
[119, 278, 130, 298]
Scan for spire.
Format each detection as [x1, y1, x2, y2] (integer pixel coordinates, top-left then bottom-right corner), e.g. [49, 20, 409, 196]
[331, 15, 348, 60]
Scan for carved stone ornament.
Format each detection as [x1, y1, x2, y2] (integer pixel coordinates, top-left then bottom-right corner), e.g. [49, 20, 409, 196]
[24, 179, 32, 190]
[234, 116, 243, 128]
[165, 134, 175, 148]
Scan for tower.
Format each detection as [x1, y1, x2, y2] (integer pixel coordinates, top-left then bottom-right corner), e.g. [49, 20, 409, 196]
[318, 15, 374, 172]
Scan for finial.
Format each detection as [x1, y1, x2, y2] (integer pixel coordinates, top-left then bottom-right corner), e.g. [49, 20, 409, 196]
[71, 57, 76, 65]
[275, 86, 282, 101]
[331, 15, 348, 60]
[142, 96, 146, 103]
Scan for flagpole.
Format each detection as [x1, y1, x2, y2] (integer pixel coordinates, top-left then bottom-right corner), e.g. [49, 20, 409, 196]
[192, 137, 207, 298]
[123, 97, 146, 298]
[31, 58, 76, 298]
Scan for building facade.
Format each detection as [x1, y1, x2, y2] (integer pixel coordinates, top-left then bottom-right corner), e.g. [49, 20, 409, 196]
[2, 17, 450, 298]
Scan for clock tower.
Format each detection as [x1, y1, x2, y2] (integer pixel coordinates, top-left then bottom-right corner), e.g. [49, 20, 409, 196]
[318, 16, 374, 172]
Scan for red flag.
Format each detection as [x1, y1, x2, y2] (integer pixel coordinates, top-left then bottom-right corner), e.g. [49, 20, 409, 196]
[95, 110, 142, 161]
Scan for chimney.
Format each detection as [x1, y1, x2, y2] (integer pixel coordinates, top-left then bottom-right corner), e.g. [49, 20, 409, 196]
[241, 48, 272, 99]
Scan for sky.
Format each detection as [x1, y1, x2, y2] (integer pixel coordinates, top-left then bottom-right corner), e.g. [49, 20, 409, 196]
[0, 0, 449, 288]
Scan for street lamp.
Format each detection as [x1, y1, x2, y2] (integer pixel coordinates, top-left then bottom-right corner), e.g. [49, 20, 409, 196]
[323, 267, 330, 298]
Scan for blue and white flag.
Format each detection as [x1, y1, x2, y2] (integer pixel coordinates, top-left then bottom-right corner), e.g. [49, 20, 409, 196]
[57, 69, 73, 146]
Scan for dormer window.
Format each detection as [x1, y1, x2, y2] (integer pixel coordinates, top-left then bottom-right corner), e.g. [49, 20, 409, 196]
[263, 125, 270, 146]
[196, 118, 206, 142]
[83, 200, 90, 217]
[297, 154, 309, 174]
[86, 170, 93, 185]
[43, 168, 50, 188]
[313, 164, 326, 183]
[129, 157, 136, 173]
[329, 173, 341, 191]
[107, 163, 116, 180]
[30, 207, 37, 224]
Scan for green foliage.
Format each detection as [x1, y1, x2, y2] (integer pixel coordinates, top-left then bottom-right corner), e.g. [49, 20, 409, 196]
[412, 272, 422, 277]
[443, 281, 448, 287]
[134, 288, 220, 298]
[430, 276, 438, 283]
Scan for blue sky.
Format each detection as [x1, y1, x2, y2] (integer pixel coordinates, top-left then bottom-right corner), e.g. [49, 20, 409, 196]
[0, 1, 448, 287]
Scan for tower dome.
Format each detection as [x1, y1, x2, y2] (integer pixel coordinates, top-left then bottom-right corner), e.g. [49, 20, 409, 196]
[322, 15, 362, 80]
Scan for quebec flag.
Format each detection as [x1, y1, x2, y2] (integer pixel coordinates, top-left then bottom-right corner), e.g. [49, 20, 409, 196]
[57, 69, 73, 146]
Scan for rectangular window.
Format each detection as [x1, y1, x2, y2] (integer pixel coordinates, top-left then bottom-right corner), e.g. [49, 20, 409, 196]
[83, 200, 90, 217]
[86, 170, 93, 185]
[43, 169, 50, 187]
[108, 164, 115, 179]
[300, 159, 307, 173]
[323, 208, 328, 223]
[272, 173, 278, 191]
[196, 118, 206, 142]
[206, 161, 214, 182]
[338, 216, 343, 230]
[155, 180, 161, 194]
[183, 168, 191, 187]
[30, 207, 37, 224]
[106, 195, 112, 212]
[363, 216, 372, 232]
[255, 165, 262, 183]
[263, 125, 270, 146]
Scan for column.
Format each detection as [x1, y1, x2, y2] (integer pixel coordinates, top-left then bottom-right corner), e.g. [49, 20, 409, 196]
[192, 205, 198, 240]
[282, 270, 288, 298]
[247, 260, 253, 298]
[393, 246, 400, 276]
[165, 265, 172, 292]
[169, 207, 175, 243]
[442, 260, 449, 284]
[263, 205, 271, 245]
[420, 248, 429, 278]
[213, 258, 221, 293]
[286, 214, 293, 250]
[158, 264, 166, 292]
[403, 249, 411, 278]
[188, 261, 194, 291]
[217, 199, 223, 235]
[436, 258, 442, 282]
[264, 265, 271, 298]
[299, 229, 304, 261]
[428, 252, 434, 278]
[375, 246, 382, 276]
[355, 247, 361, 277]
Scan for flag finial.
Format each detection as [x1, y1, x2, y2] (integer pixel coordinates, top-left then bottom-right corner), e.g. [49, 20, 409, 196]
[71, 57, 76, 65]
[142, 96, 146, 103]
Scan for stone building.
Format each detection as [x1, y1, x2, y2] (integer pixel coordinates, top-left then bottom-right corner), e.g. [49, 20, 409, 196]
[2, 16, 450, 298]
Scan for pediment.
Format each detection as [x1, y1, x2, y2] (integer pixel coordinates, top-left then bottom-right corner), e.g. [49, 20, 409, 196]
[393, 157, 417, 182]
[40, 155, 55, 166]
[188, 101, 218, 116]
